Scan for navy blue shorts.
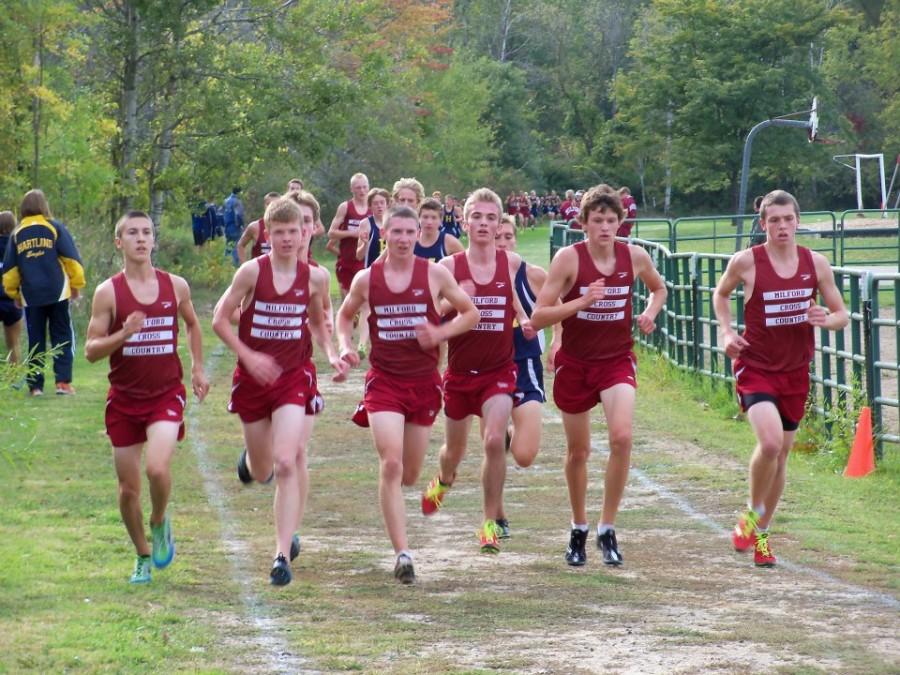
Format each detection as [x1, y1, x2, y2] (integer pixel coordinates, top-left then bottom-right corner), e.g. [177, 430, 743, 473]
[513, 356, 545, 407]
[0, 299, 22, 327]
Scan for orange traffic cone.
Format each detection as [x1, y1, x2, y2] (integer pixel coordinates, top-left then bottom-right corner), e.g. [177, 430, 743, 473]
[844, 406, 875, 477]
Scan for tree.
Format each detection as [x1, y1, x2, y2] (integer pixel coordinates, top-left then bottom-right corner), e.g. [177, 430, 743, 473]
[612, 0, 841, 212]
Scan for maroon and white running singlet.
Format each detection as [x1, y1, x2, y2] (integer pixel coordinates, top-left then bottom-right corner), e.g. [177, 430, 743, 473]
[738, 245, 817, 372]
[250, 217, 269, 258]
[367, 256, 440, 377]
[237, 255, 311, 372]
[559, 240, 633, 363]
[447, 250, 515, 374]
[338, 200, 369, 265]
[108, 270, 183, 397]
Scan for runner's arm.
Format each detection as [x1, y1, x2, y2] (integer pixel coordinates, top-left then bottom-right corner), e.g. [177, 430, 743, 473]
[173, 274, 210, 401]
[444, 234, 464, 255]
[809, 253, 849, 331]
[435, 255, 459, 315]
[531, 248, 602, 330]
[355, 220, 371, 261]
[713, 250, 752, 358]
[309, 266, 348, 381]
[335, 269, 370, 366]
[631, 246, 667, 334]
[84, 280, 142, 362]
[212, 263, 257, 363]
[327, 203, 357, 241]
[526, 264, 563, 366]
[236, 221, 259, 264]
[507, 254, 535, 340]
[417, 264, 478, 348]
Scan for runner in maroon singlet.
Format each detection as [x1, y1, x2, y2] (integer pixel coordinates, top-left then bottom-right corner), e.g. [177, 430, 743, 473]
[213, 197, 348, 587]
[714, 190, 847, 567]
[336, 206, 477, 584]
[419, 188, 535, 555]
[327, 173, 371, 297]
[85, 211, 209, 584]
[532, 184, 666, 568]
[237, 191, 280, 263]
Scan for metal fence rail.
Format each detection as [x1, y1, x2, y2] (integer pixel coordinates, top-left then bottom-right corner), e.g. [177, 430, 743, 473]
[550, 231, 898, 461]
[868, 273, 900, 453]
[838, 209, 900, 267]
[671, 211, 838, 261]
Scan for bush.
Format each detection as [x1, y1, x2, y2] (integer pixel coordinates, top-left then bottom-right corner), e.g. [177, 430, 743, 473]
[153, 227, 234, 291]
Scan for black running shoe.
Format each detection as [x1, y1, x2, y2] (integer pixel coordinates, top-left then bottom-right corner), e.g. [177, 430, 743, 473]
[290, 534, 301, 562]
[237, 449, 274, 484]
[237, 449, 253, 485]
[565, 528, 588, 566]
[394, 553, 415, 584]
[597, 529, 623, 566]
[270, 553, 292, 586]
[495, 518, 511, 540]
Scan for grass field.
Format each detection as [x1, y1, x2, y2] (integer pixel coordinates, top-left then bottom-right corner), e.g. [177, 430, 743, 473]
[1, 222, 898, 673]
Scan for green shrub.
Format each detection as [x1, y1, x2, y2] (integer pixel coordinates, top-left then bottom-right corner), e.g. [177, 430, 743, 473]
[154, 227, 235, 291]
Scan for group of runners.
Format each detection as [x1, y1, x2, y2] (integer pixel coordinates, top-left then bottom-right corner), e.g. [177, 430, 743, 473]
[82, 173, 848, 587]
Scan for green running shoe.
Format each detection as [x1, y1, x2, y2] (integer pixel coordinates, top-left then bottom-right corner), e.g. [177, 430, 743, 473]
[130, 555, 152, 584]
[151, 516, 175, 569]
[479, 519, 500, 554]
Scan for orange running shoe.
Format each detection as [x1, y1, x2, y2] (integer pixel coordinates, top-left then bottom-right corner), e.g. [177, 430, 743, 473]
[754, 531, 776, 567]
[732, 509, 759, 552]
[421, 475, 450, 515]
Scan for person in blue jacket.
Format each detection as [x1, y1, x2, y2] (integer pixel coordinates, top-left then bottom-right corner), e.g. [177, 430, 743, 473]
[2, 189, 85, 396]
[223, 186, 245, 266]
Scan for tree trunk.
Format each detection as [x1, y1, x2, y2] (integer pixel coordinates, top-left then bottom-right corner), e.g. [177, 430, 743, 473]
[637, 156, 647, 211]
[118, 1, 140, 214]
[149, 84, 176, 229]
[498, 0, 513, 62]
[663, 111, 673, 216]
[31, 31, 43, 186]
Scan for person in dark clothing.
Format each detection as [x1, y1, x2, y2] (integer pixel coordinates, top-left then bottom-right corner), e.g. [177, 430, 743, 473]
[2, 190, 85, 396]
[0, 211, 24, 364]
[223, 187, 245, 265]
[190, 187, 209, 246]
[748, 195, 767, 247]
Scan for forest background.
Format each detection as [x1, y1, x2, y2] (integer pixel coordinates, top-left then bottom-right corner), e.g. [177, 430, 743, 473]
[1, 0, 898, 255]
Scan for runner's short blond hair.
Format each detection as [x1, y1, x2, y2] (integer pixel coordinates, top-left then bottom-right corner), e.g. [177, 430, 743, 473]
[265, 196, 301, 225]
[463, 188, 503, 221]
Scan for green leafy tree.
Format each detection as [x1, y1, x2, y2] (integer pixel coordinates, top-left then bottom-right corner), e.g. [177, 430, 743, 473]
[613, 0, 842, 213]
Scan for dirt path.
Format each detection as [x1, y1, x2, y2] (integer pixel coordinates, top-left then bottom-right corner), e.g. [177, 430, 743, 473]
[188, 351, 899, 674]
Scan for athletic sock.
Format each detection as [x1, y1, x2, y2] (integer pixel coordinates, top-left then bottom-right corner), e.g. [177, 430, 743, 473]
[397, 549, 413, 560]
[597, 524, 614, 536]
[572, 523, 589, 532]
